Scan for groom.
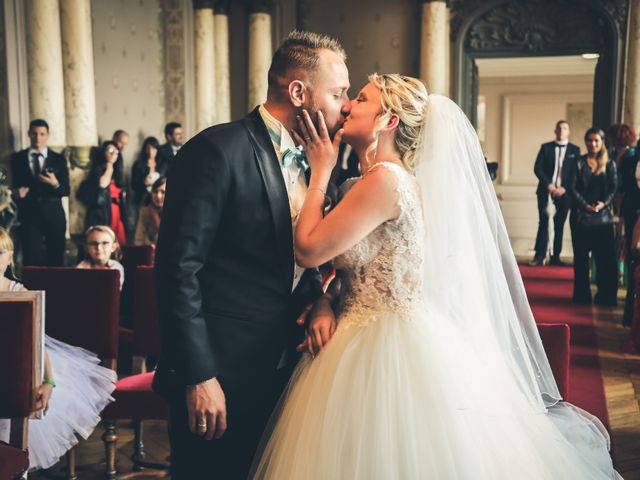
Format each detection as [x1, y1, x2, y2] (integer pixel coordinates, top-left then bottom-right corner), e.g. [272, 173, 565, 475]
[153, 31, 351, 479]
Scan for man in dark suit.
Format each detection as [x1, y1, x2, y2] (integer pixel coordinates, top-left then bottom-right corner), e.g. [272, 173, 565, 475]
[11, 119, 69, 266]
[154, 31, 351, 479]
[158, 121, 183, 168]
[531, 120, 580, 266]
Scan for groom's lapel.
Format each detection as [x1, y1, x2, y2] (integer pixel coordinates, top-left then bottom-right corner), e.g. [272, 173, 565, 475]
[243, 108, 294, 289]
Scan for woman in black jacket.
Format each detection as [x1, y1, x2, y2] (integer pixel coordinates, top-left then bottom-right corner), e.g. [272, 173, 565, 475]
[569, 128, 618, 306]
[77, 141, 128, 246]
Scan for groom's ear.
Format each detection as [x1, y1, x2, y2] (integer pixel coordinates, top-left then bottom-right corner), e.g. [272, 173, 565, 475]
[288, 80, 306, 108]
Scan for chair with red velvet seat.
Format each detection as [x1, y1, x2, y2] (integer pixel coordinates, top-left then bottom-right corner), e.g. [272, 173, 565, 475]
[0, 300, 40, 479]
[131, 265, 161, 374]
[102, 372, 168, 479]
[101, 266, 169, 478]
[537, 323, 571, 400]
[120, 245, 155, 332]
[22, 267, 121, 476]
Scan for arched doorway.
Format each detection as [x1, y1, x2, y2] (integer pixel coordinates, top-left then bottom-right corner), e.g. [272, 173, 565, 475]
[452, 0, 628, 129]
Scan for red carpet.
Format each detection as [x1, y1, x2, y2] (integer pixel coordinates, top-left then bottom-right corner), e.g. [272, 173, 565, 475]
[520, 264, 610, 427]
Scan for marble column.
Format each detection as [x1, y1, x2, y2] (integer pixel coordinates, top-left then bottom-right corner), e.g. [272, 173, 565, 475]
[60, 0, 98, 237]
[194, 1, 216, 131]
[25, 0, 66, 146]
[625, 0, 640, 133]
[419, 0, 449, 96]
[247, 1, 273, 111]
[214, 1, 231, 123]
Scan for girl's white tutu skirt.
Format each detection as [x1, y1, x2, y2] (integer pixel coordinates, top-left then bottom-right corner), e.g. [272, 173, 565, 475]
[0, 335, 116, 470]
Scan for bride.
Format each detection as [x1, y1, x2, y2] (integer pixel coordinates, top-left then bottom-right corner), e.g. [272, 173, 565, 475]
[251, 74, 620, 479]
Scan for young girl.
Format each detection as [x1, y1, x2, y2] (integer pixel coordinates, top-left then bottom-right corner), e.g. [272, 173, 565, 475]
[0, 227, 117, 471]
[77, 225, 125, 290]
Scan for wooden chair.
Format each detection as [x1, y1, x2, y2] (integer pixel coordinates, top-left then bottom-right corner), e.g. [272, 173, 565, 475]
[120, 245, 155, 332]
[101, 265, 169, 478]
[0, 300, 40, 479]
[22, 267, 121, 478]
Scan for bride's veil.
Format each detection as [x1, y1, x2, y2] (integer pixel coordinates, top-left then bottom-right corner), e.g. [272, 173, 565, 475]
[416, 94, 561, 409]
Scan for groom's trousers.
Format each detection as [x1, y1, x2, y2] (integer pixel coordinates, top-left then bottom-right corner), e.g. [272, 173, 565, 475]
[167, 368, 291, 479]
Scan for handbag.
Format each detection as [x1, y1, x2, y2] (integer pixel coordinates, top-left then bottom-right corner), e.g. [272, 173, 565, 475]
[577, 207, 614, 227]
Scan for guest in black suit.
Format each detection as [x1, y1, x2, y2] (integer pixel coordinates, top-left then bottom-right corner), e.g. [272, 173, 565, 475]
[10, 119, 69, 266]
[569, 128, 618, 306]
[153, 31, 351, 479]
[158, 122, 183, 169]
[618, 132, 640, 324]
[532, 120, 581, 266]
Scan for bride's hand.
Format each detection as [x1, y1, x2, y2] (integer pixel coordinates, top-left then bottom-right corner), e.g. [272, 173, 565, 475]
[292, 109, 343, 176]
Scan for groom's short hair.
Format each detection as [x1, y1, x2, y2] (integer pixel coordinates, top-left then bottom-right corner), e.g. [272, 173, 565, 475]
[268, 31, 346, 92]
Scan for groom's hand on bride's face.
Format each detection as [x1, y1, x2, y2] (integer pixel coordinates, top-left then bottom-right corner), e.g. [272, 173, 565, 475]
[186, 377, 227, 440]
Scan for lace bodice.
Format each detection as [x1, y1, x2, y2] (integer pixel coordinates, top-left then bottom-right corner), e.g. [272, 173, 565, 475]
[334, 162, 425, 327]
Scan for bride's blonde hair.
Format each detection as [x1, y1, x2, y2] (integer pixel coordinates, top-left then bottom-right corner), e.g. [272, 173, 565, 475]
[366, 73, 429, 171]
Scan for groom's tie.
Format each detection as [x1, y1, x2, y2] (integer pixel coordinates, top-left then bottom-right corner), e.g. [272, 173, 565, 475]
[281, 147, 309, 172]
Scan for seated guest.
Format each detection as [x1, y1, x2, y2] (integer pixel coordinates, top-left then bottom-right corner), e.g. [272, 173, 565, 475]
[610, 124, 639, 325]
[77, 141, 127, 246]
[134, 176, 165, 247]
[531, 120, 580, 266]
[569, 128, 618, 306]
[158, 122, 183, 168]
[0, 227, 116, 471]
[76, 225, 124, 290]
[131, 136, 166, 206]
[10, 118, 69, 266]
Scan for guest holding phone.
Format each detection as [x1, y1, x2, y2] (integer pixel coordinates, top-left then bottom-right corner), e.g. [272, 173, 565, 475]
[10, 118, 69, 266]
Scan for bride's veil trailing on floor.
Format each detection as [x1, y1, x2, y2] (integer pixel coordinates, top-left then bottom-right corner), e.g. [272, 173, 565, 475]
[417, 95, 619, 477]
[416, 94, 561, 409]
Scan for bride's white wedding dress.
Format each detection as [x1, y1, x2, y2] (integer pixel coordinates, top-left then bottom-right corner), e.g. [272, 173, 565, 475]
[252, 161, 620, 479]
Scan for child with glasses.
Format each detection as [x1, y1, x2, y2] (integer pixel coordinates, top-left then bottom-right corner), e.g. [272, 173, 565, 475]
[76, 225, 124, 290]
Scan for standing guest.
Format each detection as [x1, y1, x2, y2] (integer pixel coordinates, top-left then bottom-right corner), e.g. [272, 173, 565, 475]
[112, 129, 129, 162]
[10, 118, 69, 266]
[77, 141, 127, 246]
[531, 120, 580, 266]
[134, 176, 166, 246]
[76, 225, 124, 289]
[0, 227, 117, 471]
[131, 136, 167, 206]
[608, 124, 638, 324]
[158, 122, 184, 168]
[569, 128, 618, 306]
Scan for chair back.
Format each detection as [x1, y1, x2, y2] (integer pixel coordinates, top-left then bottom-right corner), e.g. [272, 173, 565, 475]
[537, 323, 571, 400]
[22, 267, 120, 367]
[120, 245, 155, 327]
[0, 300, 39, 454]
[132, 266, 161, 357]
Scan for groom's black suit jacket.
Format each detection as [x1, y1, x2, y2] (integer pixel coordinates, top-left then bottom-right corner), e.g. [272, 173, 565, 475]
[153, 108, 322, 400]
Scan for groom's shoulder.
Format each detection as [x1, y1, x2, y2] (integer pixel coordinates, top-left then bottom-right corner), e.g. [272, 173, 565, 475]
[192, 118, 250, 147]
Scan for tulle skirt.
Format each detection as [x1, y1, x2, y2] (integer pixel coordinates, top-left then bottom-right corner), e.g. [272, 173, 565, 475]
[251, 306, 621, 479]
[0, 335, 117, 470]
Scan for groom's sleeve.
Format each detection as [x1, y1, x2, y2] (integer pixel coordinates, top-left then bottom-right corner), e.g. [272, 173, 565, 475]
[154, 135, 230, 386]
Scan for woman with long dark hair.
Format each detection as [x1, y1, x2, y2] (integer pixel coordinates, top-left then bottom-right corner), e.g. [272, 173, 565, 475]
[569, 128, 618, 305]
[131, 136, 166, 205]
[77, 141, 128, 246]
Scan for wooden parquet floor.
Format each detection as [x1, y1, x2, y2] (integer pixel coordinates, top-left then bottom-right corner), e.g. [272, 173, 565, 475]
[32, 297, 640, 479]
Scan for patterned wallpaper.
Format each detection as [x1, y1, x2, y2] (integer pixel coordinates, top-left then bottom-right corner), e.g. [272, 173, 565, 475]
[300, 0, 421, 95]
[91, 0, 166, 171]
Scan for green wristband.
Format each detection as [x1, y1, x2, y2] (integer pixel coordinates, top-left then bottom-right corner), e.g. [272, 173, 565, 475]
[43, 379, 56, 388]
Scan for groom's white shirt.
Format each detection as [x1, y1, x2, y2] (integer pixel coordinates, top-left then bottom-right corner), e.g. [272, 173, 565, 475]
[259, 104, 307, 291]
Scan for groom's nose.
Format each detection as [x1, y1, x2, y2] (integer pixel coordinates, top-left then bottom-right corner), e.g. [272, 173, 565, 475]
[341, 100, 352, 116]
